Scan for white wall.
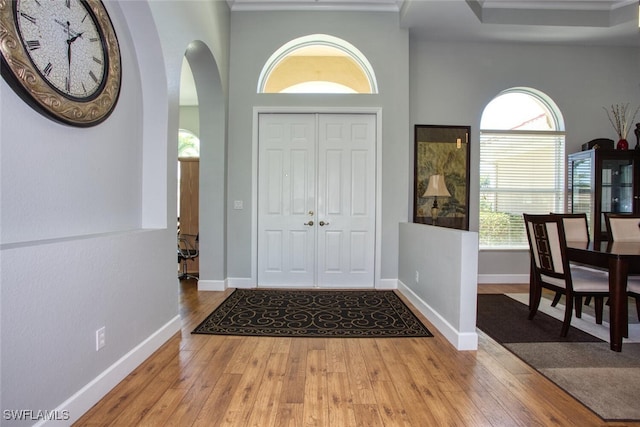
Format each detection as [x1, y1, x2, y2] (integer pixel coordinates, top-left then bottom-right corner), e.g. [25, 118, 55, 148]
[409, 39, 640, 282]
[398, 223, 479, 350]
[0, 1, 231, 424]
[227, 10, 410, 284]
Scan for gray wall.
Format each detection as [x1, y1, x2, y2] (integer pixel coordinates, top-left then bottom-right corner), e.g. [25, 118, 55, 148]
[409, 39, 640, 281]
[399, 223, 479, 350]
[180, 106, 200, 137]
[0, 1, 230, 423]
[152, 1, 231, 285]
[227, 10, 410, 282]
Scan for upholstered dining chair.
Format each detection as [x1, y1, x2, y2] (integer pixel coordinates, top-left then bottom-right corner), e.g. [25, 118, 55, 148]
[604, 213, 640, 320]
[548, 213, 594, 317]
[628, 279, 640, 322]
[604, 213, 640, 242]
[524, 214, 610, 336]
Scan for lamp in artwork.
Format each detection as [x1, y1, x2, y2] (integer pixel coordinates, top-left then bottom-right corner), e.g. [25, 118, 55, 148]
[422, 174, 451, 224]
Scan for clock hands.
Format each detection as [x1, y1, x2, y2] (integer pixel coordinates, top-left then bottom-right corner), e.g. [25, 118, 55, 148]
[66, 21, 71, 92]
[65, 21, 84, 94]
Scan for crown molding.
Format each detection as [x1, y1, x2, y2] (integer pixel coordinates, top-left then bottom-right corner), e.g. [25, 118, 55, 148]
[226, 0, 403, 12]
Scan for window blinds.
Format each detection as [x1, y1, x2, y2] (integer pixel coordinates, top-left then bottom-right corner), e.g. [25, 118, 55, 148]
[480, 130, 565, 248]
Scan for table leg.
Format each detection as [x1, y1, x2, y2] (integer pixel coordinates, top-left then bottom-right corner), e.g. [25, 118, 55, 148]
[608, 257, 629, 352]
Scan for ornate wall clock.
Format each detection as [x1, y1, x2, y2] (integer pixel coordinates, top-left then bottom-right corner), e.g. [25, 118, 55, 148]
[0, 0, 121, 127]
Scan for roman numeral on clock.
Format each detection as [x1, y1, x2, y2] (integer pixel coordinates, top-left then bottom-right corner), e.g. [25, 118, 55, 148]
[26, 40, 40, 51]
[42, 63, 53, 76]
[20, 12, 36, 24]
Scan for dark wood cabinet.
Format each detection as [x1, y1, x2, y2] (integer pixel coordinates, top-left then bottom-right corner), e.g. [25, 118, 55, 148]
[568, 149, 640, 241]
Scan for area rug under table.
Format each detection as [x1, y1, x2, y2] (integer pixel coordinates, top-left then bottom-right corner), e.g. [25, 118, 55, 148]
[192, 289, 433, 338]
[477, 294, 640, 422]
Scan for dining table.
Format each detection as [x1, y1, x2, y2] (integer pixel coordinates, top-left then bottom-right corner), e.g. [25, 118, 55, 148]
[566, 240, 640, 351]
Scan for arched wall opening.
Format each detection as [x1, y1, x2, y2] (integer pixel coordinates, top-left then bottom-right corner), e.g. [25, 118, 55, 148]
[182, 40, 227, 286]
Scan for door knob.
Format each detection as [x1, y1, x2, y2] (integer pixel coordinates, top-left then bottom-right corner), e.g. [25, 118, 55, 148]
[304, 221, 314, 226]
[319, 221, 329, 226]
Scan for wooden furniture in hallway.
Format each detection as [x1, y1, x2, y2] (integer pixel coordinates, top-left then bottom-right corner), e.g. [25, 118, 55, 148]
[179, 157, 199, 275]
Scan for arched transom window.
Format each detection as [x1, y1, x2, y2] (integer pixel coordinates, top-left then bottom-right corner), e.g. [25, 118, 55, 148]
[258, 34, 378, 94]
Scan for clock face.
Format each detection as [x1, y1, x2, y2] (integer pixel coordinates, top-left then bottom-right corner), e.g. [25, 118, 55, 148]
[0, 0, 121, 126]
[16, 0, 107, 100]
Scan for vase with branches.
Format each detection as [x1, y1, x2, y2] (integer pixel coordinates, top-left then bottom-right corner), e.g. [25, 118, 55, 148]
[603, 103, 640, 150]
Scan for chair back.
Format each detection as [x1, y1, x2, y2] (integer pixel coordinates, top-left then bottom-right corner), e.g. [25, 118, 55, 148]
[551, 213, 589, 242]
[604, 213, 640, 242]
[178, 233, 199, 258]
[524, 214, 571, 289]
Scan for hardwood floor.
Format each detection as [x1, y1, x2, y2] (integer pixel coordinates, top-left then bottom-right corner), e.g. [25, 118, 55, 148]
[74, 282, 639, 426]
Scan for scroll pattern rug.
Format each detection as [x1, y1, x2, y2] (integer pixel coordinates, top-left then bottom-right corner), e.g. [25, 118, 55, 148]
[477, 294, 640, 421]
[192, 289, 433, 338]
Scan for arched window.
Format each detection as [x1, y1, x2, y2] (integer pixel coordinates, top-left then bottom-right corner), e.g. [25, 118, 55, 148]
[257, 34, 378, 94]
[178, 128, 200, 158]
[479, 88, 565, 249]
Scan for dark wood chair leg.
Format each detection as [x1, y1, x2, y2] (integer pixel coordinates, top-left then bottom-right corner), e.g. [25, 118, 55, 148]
[561, 294, 573, 337]
[574, 295, 583, 318]
[551, 292, 562, 307]
[594, 296, 604, 325]
[528, 278, 542, 320]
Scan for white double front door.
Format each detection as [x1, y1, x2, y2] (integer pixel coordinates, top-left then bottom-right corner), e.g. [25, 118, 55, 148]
[258, 113, 376, 288]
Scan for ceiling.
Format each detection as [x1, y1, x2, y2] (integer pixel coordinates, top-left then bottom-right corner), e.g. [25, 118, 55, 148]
[180, 0, 639, 105]
[226, 0, 639, 45]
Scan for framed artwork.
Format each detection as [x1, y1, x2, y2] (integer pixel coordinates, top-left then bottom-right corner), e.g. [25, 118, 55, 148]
[413, 125, 470, 230]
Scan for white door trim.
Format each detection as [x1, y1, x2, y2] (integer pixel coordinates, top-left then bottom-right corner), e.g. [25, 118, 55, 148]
[251, 106, 383, 288]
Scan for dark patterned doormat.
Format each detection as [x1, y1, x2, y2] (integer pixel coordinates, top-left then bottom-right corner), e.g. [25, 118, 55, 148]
[192, 289, 433, 338]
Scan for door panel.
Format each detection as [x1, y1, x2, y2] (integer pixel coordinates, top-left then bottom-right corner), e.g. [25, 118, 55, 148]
[317, 114, 376, 287]
[258, 113, 375, 288]
[258, 114, 316, 287]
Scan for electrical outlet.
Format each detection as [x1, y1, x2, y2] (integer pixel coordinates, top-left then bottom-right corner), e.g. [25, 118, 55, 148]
[415, 271, 419, 283]
[96, 327, 106, 351]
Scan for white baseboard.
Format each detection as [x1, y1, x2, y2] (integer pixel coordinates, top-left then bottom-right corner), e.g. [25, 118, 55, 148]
[478, 274, 528, 284]
[38, 315, 181, 427]
[397, 280, 478, 351]
[227, 277, 254, 288]
[198, 279, 227, 291]
[376, 278, 397, 289]
[201, 276, 529, 289]
[221, 278, 397, 289]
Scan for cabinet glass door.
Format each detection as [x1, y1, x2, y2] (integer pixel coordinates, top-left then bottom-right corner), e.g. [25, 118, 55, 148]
[571, 157, 592, 214]
[601, 159, 634, 233]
